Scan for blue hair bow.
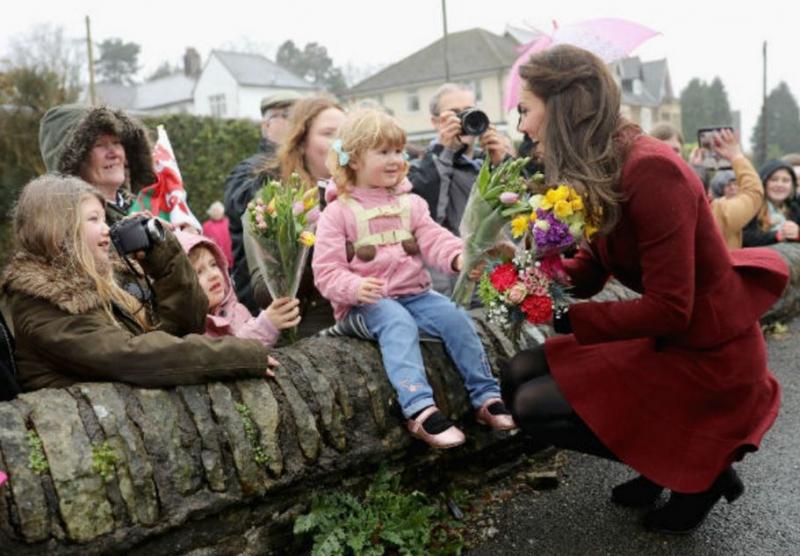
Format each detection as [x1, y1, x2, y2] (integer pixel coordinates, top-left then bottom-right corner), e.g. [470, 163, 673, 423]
[332, 139, 349, 166]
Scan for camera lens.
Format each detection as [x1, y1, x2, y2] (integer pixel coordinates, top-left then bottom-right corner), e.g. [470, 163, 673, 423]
[459, 109, 489, 136]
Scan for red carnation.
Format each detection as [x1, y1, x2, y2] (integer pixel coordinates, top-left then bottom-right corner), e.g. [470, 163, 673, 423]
[520, 295, 553, 324]
[489, 263, 518, 293]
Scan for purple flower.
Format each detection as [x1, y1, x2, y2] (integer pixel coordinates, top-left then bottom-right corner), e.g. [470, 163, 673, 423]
[499, 192, 520, 205]
[532, 211, 574, 255]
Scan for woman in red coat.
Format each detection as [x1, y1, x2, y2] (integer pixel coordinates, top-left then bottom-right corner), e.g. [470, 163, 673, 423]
[503, 45, 788, 534]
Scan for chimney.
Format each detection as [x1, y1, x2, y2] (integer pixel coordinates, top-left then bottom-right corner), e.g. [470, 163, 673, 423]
[183, 48, 201, 77]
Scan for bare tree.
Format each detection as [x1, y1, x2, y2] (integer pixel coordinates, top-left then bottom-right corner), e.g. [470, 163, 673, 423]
[6, 23, 85, 98]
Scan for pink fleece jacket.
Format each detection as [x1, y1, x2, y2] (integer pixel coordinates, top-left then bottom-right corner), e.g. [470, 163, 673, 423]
[312, 178, 463, 321]
[175, 231, 279, 347]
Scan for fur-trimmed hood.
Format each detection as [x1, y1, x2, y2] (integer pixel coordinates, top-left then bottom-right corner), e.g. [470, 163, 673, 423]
[2, 253, 104, 315]
[39, 104, 156, 193]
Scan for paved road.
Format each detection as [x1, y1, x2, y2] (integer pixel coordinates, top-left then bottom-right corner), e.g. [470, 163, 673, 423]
[468, 319, 800, 556]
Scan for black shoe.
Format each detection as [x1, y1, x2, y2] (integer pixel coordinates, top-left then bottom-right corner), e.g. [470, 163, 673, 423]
[611, 475, 664, 507]
[643, 467, 744, 535]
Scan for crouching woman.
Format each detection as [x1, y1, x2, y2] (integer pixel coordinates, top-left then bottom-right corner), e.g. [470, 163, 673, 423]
[2, 175, 277, 391]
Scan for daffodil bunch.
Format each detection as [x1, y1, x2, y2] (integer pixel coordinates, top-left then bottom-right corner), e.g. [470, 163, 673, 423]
[509, 184, 597, 257]
[243, 173, 320, 302]
[451, 157, 532, 307]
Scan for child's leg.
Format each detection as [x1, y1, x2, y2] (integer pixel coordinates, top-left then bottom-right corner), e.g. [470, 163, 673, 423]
[400, 291, 501, 409]
[350, 299, 435, 419]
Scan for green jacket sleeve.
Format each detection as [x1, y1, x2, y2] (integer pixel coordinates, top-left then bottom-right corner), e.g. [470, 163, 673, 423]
[13, 295, 270, 388]
[138, 229, 209, 335]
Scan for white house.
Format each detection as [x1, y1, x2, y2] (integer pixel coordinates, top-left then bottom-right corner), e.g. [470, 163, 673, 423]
[86, 49, 315, 120]
[192, 51, 316, 120]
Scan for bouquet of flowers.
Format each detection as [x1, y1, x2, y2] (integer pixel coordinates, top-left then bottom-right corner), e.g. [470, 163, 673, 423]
[510, 183, 597, 254]
[477, 183, 597, 345]
[477, 250, 571, 346]
[242, 173, 319, 325]
[450, 157, 533, 306]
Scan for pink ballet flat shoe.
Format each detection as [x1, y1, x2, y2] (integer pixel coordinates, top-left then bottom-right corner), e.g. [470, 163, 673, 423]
[406, 406, 466, 449]
[476, 398, 517, 431]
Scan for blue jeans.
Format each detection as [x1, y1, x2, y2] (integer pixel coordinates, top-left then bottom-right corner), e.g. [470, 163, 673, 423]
[351, 290, 501, 418]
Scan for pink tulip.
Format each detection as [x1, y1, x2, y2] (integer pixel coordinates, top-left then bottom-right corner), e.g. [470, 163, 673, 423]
[306, 206, 320, 224]
[499, 192, 520, 205]
[293, 201, 305, 216]
[257, 221, 268, 230]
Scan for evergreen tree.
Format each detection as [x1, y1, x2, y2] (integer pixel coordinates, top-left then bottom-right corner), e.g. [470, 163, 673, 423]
[708, 77, 733, 126]
[276, 40, 347, 97]
[680, 77, 734, 140]
[96, 38, 141, 84]
[750, 82, 800, 165]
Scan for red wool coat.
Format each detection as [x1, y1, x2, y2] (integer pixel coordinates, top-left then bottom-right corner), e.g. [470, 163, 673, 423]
[546, 136, 788, 493]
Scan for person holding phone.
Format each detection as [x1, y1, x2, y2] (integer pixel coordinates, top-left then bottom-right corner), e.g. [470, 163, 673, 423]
[704, 129, 764, 249]
[742, 160, 800, 246]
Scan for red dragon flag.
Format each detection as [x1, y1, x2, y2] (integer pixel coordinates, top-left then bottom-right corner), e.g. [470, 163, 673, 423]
[130, 125, 202, 231]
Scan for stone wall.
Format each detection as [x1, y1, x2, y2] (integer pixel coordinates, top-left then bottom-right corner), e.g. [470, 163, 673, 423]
[0, 244, 796, 555]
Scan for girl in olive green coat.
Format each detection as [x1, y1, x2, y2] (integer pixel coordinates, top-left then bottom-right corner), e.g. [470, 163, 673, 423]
[2, 175, 277, 391]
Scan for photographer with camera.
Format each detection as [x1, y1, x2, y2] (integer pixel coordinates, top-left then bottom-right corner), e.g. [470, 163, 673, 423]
[38, 104, 208, 337]
[409, 83, 507, 294]
[1, 175, 279, 392]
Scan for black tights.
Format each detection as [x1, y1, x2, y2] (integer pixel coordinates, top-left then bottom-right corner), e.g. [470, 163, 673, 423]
[502, 346, 617, 461]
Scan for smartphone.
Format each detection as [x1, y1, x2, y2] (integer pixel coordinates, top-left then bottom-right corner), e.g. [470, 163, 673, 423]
[697, 126, 735, 170]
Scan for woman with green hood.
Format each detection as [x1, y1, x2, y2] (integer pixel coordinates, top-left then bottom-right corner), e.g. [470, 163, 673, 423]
[38, 104, 207, 336]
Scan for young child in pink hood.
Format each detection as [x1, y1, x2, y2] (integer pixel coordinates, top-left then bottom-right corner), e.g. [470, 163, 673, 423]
[175, 231, 300, 346]
[312, 109, 515, 449]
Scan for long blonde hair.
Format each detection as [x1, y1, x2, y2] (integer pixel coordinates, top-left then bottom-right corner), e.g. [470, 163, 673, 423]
[14, 174, 149, 329]
[519, 45, 640, 234]
[327, 108, 409, 194]
[256, 96, 344, 185]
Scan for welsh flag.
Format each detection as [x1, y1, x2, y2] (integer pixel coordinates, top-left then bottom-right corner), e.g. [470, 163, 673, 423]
[129, 125, 202, 231]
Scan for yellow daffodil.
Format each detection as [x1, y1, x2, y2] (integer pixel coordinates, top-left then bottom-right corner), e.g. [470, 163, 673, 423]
[554, 200, 574, 219]
[511, 215, 529, 238]
[266, 198, 276, 215]
[529, 210, 538, 222]
[571, 196, 584, 211]
[299, 231, 316, 247]
[584, 223, 598, 240]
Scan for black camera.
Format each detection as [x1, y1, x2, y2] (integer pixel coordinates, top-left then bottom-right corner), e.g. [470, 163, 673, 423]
[110, 215, 165, 256]
[457, 108, 489, 136]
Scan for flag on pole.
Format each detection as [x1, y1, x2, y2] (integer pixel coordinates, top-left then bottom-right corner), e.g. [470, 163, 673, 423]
[130, 125, 202, 231]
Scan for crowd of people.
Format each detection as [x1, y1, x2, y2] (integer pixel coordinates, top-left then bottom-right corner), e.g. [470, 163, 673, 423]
[0, 43, 792, 537]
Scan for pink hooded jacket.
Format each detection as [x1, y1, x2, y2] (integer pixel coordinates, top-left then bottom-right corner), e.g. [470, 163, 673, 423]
[175, 231, 279, 347]
[312, 178, 463, 321]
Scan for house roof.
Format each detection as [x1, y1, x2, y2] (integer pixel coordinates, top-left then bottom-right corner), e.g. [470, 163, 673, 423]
[350, 28, 520, 95]
[135, 72, 196, 109]
[611, 57, 673, 108]
[93, 82, 137, 110]
[211, 50, 315, 89]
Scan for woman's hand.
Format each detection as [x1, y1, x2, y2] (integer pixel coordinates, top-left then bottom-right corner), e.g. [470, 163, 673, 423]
[357, 277, 385, 304]
[711, 128, 744, 162]
[265, 297, 301, 330]
[265, 355, 279, 378]
[781, 220, 799, 241]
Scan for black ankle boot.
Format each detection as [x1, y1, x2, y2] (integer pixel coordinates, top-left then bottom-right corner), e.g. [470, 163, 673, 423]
[611, 475, 664, 507]
[643, 467, 744, 535]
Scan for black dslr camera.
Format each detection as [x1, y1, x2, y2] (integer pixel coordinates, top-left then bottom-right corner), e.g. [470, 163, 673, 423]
[457, 108, 490, 136]
[110, 215, 166, 256]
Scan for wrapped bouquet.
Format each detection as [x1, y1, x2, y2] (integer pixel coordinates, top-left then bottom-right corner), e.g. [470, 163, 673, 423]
[242, 173, 319, 340]
[450, 157, 533, 306]
[478, 183, 597, 345]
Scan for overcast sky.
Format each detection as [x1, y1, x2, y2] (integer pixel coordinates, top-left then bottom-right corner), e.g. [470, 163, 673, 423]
[3, 0, 797, 148]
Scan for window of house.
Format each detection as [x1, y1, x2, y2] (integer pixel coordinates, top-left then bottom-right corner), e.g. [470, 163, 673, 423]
[406, 90, 419, 112]
[460, 79, 482, 102]
[209, 94, 227, 117]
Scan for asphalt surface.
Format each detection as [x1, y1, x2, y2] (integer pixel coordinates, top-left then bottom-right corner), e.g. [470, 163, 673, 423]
[468, 319, 800, 556]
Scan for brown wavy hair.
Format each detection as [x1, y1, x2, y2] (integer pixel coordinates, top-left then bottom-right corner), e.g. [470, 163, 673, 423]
[519, 45, 640, 234]
[255, 96, 343, 186]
